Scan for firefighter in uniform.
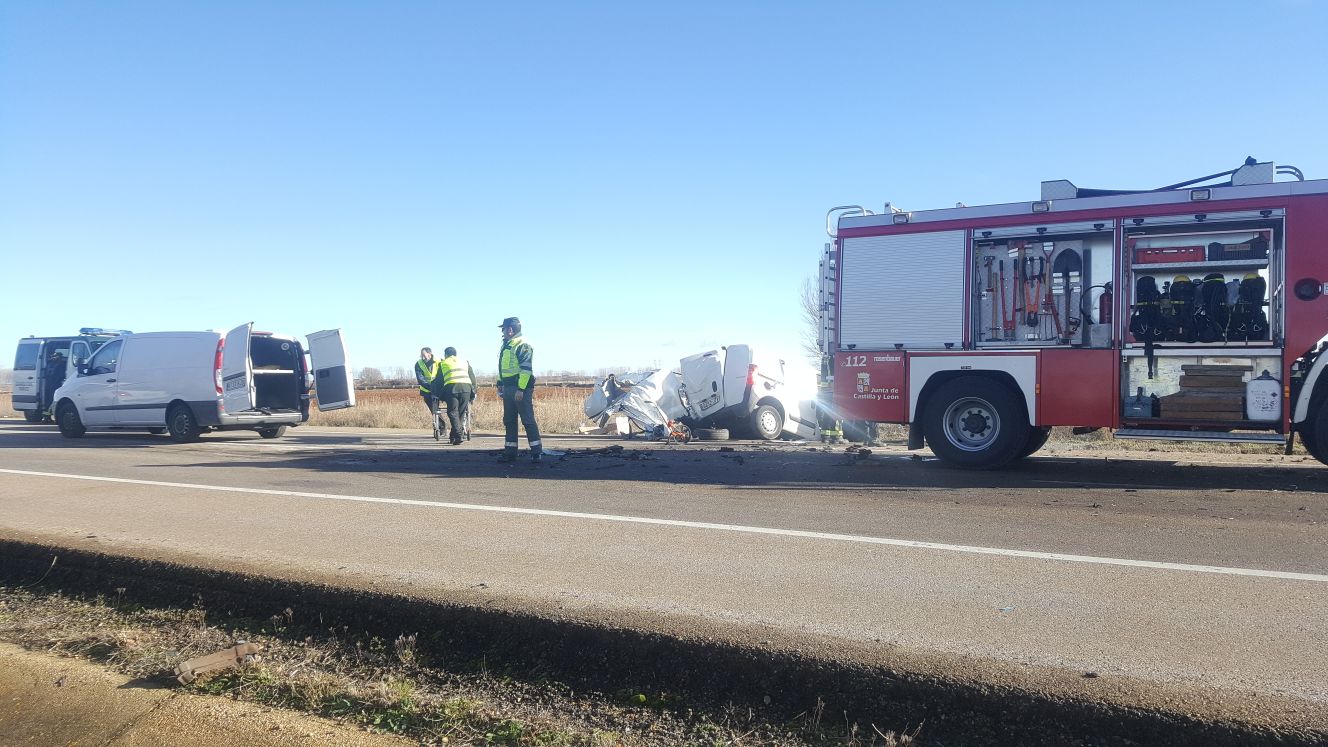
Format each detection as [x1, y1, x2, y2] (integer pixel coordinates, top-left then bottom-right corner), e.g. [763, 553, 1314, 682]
[497, 317, 541, 462]
[415, 347, 442, 424]
[435, 346, 477, 445]
[816, 357, 843, 444]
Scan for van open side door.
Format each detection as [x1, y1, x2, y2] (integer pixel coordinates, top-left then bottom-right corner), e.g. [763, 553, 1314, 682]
[306, 329, 355, 411]
[221, 323, 256, 413]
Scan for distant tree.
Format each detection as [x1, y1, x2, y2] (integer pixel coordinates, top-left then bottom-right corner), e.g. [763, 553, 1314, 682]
[0, 368, 11, 390]
[358, 367, 384, 385]
[388, 366, 408, 382]
[800, 276, 821, 366]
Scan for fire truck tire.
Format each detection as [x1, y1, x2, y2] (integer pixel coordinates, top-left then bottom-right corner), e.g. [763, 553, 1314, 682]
[1016, 426, 1052, 460]
[922, 377, 1029, 469]
[1301, 406, 1328, 466]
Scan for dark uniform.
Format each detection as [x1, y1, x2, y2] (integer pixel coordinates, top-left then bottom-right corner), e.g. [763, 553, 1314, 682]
[497, 317, 541, 462]
[434, 350, 476, 445]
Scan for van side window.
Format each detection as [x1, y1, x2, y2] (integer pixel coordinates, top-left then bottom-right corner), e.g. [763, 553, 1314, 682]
[87, 340, 123, 376]
[14, 344, 40, 371]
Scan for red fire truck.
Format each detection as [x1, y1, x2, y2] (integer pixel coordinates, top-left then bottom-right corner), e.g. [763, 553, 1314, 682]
[817, 158, 1328, 469]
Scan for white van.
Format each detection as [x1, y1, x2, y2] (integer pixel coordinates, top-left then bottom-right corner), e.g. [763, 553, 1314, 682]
[51, 323, 354, 442]
[678, 344, 819, 440]
[12, 329, 127, 422]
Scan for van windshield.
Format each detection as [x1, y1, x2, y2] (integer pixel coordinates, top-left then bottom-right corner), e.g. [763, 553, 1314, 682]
[86, 339, 123, 376]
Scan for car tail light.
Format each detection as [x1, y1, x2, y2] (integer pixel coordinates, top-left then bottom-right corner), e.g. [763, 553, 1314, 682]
[746, 364, 758, 388]
[214, 339, 225, 396]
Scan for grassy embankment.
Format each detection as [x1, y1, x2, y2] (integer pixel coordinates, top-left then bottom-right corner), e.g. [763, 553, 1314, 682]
[0, 585, 916, 746]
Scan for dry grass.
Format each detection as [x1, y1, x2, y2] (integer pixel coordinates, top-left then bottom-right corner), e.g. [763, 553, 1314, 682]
[0, 586, 913, 746]
[309, 387, 590, 434]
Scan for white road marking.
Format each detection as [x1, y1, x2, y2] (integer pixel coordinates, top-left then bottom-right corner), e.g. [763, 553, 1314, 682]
[2, 467, 1325, 583]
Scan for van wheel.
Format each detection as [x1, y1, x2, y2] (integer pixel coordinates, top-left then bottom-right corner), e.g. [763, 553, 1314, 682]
[23, 410, 44, 423]
[258, 426, 287, 439]
[750, 404, 783, 441]
[1016, 426, 1052, 460]
[166, 405, 202, 443]
[923, 377, 1029, 470]
[694, 427, 729, 441]
[56, 402, 86, 439]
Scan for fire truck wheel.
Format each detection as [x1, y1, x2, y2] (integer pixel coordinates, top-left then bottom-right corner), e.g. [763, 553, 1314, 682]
[923, 377, 1029, 469]
[1303, 406, 1328, 466]
[1016, 426, 1052, 460]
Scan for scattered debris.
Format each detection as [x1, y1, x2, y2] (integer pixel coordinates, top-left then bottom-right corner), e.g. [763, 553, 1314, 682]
[174, 642, 262, 685]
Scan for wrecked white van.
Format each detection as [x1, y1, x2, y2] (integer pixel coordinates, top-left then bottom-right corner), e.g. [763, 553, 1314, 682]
[678, 344, 818, 440]
[52, 323, 354, 442]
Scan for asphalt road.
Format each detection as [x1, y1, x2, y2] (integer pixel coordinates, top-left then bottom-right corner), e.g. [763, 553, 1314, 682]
[1, 421, 1325, 730]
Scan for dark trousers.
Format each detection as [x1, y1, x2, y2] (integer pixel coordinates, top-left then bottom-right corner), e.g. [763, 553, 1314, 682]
[442, 384, 472, 443]
[501, 382, 541, 455]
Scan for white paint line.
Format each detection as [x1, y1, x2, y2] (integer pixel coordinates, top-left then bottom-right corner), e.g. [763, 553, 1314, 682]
[2, 467, 1325, 583]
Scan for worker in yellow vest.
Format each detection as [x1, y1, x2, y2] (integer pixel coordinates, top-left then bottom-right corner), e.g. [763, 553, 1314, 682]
[415, 347, 442, 421]
[497, 317, 541, 462]
[434, 346, 477, 445]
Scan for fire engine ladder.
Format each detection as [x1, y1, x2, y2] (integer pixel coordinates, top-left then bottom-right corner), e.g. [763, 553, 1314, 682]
[1114, 428, 1285, 445]
[820, 206, 873, 366]
[818, 242, 837, 358]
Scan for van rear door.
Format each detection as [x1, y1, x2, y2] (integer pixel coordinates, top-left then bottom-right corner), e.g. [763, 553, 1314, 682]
[722, 344, 757, 407]
[12, 339, 42, 415]
[221, 323, 256, 413]
[680, 349, 726, 421]
[306, 329, 355, 411]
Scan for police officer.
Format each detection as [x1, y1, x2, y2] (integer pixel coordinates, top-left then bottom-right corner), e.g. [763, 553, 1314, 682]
[497, 317, 541, 462]
[435, 346, 476, 445]
[415, 347, 442, 422]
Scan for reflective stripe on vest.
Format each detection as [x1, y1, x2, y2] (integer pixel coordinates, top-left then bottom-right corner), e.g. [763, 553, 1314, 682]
[440, 356, 472, 386]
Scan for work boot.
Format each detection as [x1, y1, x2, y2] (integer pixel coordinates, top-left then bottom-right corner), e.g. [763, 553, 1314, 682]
[531, 452, 543, 463]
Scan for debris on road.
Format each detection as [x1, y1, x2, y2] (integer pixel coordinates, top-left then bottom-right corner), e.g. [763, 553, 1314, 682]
[174, 642, 261, 685]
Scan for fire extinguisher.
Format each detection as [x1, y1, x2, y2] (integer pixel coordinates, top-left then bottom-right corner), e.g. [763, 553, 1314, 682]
[1097, 282, 1113, 324]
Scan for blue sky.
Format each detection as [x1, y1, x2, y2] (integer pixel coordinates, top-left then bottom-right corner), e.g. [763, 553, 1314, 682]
[3, 1, 1326, 375]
